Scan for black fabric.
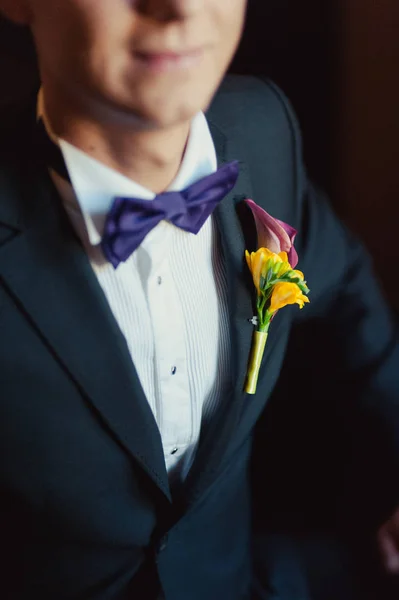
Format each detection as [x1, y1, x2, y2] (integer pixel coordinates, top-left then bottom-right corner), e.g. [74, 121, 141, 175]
[0, 76, 398, 599]
[36, 119, 71, 182]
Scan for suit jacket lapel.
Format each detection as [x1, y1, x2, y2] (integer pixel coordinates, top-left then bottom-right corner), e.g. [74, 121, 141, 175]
[207, 120, 287, 409]
[180, 119, 257, 504]
[0, 160, 171, 503]
[181, 117, 289, 507]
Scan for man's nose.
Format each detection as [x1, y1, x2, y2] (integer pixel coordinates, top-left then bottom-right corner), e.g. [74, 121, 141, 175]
[135, 0, 205, 21]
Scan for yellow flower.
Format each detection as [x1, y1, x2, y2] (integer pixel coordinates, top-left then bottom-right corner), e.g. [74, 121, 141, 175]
[246, 249, 267, 295]
[289, 269, 305, 281]
[269, 282, 310, 314]
[245, 248, 291, 295]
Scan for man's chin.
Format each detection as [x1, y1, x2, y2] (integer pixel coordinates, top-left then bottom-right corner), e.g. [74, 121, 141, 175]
[118, 75, 217, 126]
[125, 98, 208, 131]
[90, 80, 215, 129]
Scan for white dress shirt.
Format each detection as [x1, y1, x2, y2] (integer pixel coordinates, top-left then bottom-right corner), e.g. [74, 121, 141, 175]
[43, 107, 232, 482]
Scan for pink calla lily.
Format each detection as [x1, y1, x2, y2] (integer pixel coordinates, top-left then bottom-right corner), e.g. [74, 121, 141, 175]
[245, 199, 298, 268]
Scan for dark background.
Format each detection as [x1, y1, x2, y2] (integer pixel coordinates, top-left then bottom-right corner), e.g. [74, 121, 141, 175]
[232, 0, 337, 197]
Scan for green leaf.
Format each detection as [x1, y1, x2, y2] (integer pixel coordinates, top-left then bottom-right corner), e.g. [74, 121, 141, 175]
[280, 272, 293, 281]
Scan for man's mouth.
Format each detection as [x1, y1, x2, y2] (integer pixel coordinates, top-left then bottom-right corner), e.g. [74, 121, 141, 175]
[133, 47, 205, 73]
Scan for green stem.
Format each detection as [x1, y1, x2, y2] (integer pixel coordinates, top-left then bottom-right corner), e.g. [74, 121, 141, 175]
[245, 330, 268, 394]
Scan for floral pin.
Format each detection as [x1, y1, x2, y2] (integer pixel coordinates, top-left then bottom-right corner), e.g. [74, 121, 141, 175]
[244, 199, 310, 394]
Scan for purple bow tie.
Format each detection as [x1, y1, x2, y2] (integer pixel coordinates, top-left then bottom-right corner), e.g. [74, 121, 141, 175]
[102, 161, 239, 268]
[36, 119, 239, 269]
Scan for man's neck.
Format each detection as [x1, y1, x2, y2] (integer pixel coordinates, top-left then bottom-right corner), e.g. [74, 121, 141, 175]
[42, 88, 191, 194]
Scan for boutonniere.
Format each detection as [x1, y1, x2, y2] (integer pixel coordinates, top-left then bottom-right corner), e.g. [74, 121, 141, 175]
[244, 199, 310, 394]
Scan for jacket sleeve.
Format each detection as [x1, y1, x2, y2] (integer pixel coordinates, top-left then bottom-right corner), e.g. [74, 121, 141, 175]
[255, 81, 399, 532]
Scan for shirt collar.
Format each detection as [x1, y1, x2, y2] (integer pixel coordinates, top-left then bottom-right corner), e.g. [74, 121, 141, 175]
[38, 90, 218, 246]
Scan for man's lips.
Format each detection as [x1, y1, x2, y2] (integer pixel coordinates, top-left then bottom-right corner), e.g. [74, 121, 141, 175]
[133, 48, 205, 73]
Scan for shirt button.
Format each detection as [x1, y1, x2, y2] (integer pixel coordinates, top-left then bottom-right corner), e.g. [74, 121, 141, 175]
[171, 366, 177, 375]
[157, 276, 162, 285]
[171, 447, 179, 455]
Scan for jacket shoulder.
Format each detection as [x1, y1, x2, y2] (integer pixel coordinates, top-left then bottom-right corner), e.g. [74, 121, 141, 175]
[207, 75, 300, 148]
[207, 76, 305, 227]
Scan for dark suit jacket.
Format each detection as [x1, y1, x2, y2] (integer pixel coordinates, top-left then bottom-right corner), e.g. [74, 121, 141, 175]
[0, 76, 398, 600]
